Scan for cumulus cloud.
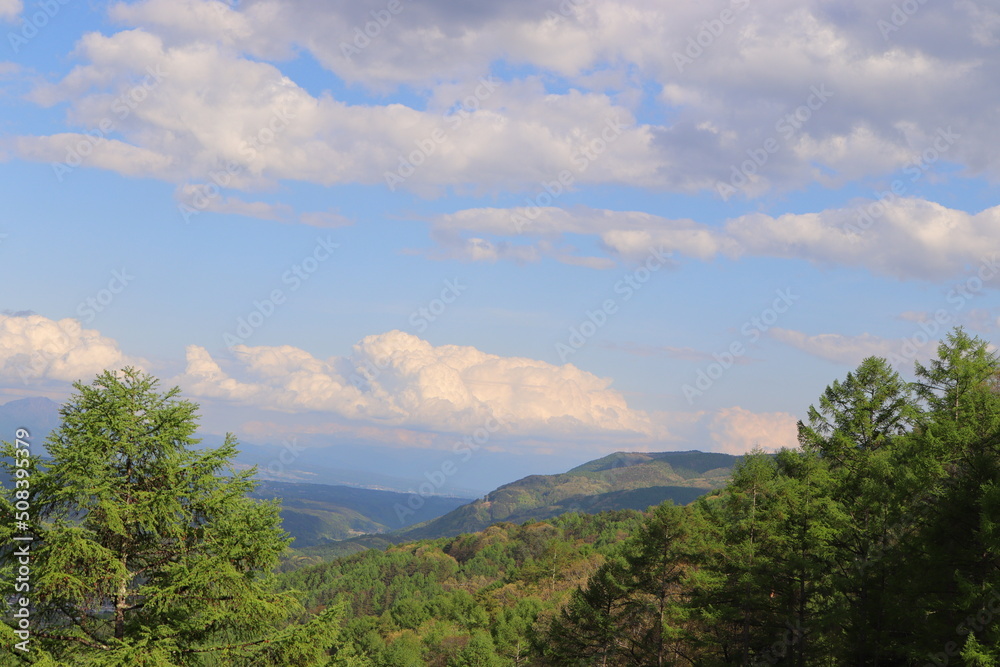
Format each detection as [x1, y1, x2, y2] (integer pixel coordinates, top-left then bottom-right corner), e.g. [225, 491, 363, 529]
[655, 407, 799, 455]
[177, 330, 660, 439]
[0, 315, 803, 457]
[0, 314, 143, 384]
[706, 407, 799, 454]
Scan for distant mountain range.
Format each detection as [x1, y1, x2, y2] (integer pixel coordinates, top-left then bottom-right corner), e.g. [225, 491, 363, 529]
[0, 396, 61, 449]
[392, 450, 740, 541]
[0, 397, 742, 552]
[0, 397, 485, 495]
[249, 480, 471, 547]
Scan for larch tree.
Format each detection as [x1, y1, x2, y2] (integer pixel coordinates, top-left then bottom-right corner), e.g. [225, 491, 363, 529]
[906, 329, 1000, 662]
[0, 368, 343, 666]
[796, 356, 922, 664]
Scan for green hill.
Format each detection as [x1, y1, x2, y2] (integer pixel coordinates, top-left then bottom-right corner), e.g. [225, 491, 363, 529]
[395, 450, 739, 540]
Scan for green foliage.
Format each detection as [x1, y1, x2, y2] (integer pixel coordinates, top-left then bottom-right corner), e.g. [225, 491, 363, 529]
[962, 633, 1000, 666]
[0, 368, 342, 665]
[273, 511, 644, 666]
[531, 329, 1000, 664]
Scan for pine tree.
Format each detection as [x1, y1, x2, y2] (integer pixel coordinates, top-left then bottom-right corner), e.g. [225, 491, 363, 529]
[0, 368, 342, 665]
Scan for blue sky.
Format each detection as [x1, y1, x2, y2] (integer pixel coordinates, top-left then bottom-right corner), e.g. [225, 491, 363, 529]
[1, 0, 998, 491]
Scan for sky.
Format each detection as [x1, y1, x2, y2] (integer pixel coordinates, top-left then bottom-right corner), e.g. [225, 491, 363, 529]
[0, 0, 998, 492]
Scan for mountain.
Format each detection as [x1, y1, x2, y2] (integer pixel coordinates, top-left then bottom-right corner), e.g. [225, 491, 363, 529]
[249, 480, 472, 548]
[394, 449, 740, 540]
[0, 396, 61, 449]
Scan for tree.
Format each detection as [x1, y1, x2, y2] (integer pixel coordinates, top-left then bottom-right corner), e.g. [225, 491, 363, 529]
[693, 451, 795, 665]
[903, 329, 1000, 660]
[798, 355, 919, 465]
[544, 503, 698, 666]
[796, 356, 922, 664]
[0, 368, 342, 665]
[543, 555, 631, 665]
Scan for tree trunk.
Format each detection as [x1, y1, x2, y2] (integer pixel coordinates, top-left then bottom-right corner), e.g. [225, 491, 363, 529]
[115, 556, 128, 640]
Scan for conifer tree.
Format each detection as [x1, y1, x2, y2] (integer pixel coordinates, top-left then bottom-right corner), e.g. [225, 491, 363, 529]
[797, 356, 921, 664]
[907, 329, 1000, 660]
[0, 368, 342, 665]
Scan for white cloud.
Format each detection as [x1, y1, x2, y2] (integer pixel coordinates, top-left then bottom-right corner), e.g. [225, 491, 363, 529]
[0, 314, 143, 384]
[656, 406, 799, 455]
[0, 0, 20, 21]
[13, 28, 660, 194]
[707, 406, 799, 454]
[177, 330, 660, 439]
[768, 328, 900, 366]
[298, 210, 353, 228]
[722, 198, 997, 280]
[0, 314, 805, 458]
[174, 185, 293, 222]
[12, 0, 999, 197]
[426, 199, 1000, 282]
[13, 134, 172, 180]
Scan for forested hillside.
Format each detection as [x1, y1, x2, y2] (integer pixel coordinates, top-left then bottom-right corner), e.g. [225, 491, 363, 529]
[272, 328, 1000, 665]
[397, 450, 738, 541]
[276, 510, 646, 666]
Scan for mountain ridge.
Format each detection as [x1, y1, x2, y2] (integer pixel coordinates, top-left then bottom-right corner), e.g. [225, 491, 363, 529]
[393, 449, 741, 541]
